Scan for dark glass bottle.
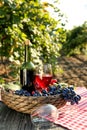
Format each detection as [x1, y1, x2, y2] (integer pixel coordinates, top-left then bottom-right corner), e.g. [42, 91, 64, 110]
[20, 41, 36, 94]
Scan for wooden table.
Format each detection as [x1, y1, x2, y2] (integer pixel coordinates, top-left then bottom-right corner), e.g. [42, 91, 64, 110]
[0, 101, 68, 130]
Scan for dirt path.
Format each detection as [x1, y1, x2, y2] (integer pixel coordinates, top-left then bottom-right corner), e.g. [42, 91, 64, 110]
[57, 55, 87, 87]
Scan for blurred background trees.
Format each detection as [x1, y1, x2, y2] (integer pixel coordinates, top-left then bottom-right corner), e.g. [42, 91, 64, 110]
[0, 0, 67, 77]
[61, 21, 87, 56]
[0, 0, 66, 64]
[0, 0, 87, 80]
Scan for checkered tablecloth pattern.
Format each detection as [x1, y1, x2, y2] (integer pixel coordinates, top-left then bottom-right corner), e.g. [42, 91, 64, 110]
[45, 87, 87, 130]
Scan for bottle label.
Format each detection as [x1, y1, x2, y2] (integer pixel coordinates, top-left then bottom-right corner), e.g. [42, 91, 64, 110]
[23, 69, 27, 86]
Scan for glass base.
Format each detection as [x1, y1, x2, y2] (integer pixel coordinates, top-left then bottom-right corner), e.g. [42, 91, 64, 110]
[31, 116, 57, 130]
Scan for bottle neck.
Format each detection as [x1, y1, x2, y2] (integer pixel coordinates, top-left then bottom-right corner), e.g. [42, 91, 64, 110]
[25, 44, 31, 63]
[23, 44, 35, 70]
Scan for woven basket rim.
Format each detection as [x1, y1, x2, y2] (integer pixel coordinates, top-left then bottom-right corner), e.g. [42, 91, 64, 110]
[1, 88, 66, 114]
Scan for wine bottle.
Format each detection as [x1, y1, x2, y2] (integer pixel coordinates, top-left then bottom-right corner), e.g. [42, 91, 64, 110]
[20, 40, 36, 94]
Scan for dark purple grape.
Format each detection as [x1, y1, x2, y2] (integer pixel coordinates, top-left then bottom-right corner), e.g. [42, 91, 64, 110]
[73, 96, 79, 104]
[68, 86, 74, 90]
[15, 90, 20, 95]
[77, 95, 81, 100]
[48, 86, 57, 92]
[15, 89, 23, 95]
[53, 90, 61, 95]
[48, 91, 54, 95]
[57, 84, 61, 89]
[23, 90, 31, 96]
[71, 100, 75, 105]
[32, 93, 38, 96]
[42, 93, 48, 96]
[42, 89, 48, 94]
[35, 90, 42, 96]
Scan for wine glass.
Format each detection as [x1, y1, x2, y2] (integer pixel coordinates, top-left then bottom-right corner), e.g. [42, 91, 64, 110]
[31, 104, 59, 129]
[34, 64, 53, 91]
[42, 64, 53, 88]
[32, 65, 57, 129]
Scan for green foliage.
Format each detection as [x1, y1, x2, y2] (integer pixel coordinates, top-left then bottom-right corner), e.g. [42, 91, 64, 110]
[0, 0, 66, 74]
[8, 64, 20, 78]
[61, 21, 87, 56]
[0, 77, 5, 84]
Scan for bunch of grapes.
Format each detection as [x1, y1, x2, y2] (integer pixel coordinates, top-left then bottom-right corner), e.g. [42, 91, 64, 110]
[60, 86, 81, 105]
[14, 82, 81, 105]
[15, 89, 31, 96]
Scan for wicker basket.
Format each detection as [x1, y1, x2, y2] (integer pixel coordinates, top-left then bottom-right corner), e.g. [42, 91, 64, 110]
[1, 89, 66, 114]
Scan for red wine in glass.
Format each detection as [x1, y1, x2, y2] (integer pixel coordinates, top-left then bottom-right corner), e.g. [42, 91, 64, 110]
[34, 74, 52, 91]
[34, 64, 53, 91]
[42, 74, 52, 87]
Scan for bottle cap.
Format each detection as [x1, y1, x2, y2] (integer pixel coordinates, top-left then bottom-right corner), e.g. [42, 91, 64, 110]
[25, 39, 31, 46]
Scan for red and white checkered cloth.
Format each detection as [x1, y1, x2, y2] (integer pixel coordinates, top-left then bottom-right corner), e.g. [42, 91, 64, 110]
[44, 87, 87, 130]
